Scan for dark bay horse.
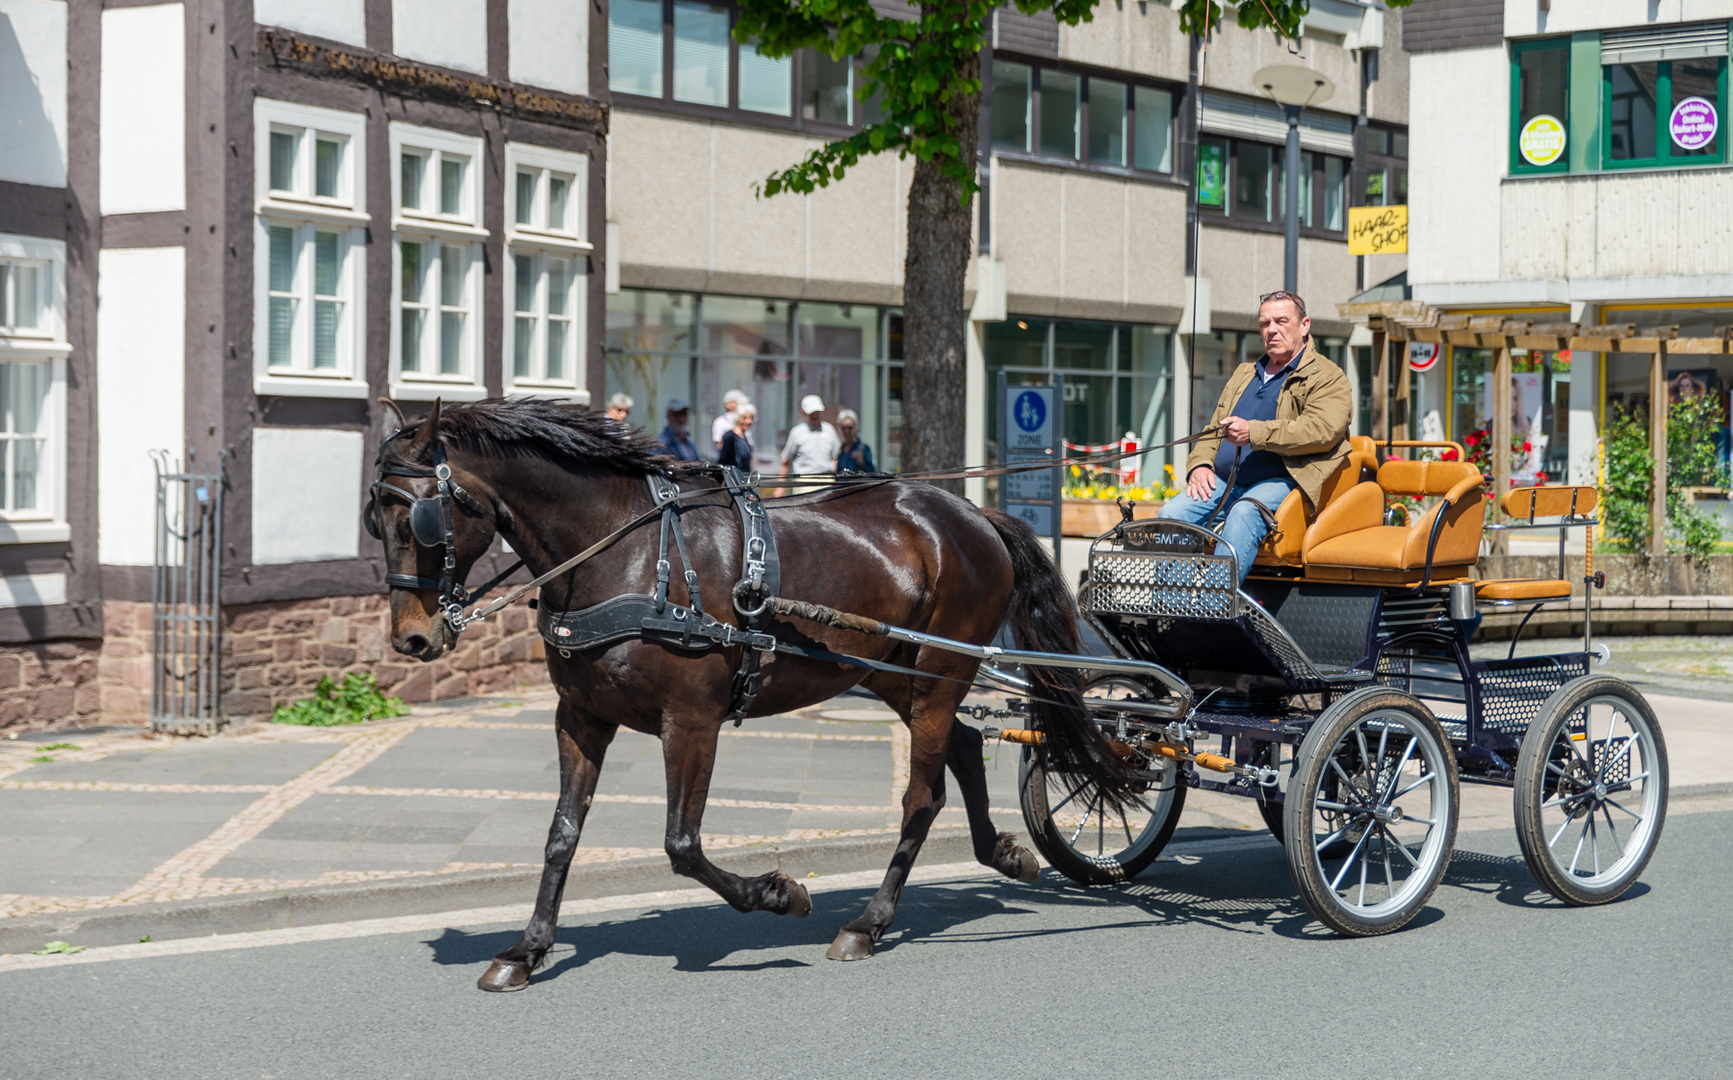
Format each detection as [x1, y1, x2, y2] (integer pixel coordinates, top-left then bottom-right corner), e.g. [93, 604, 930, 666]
[368, 399, 1132, 990]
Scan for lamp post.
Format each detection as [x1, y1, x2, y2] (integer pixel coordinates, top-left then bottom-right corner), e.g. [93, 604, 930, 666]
[1253, 66, 1335, 293]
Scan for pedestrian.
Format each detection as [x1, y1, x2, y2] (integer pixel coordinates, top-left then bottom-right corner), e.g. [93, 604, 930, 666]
[654, 398, 703, 461]
[604, 392, 634, 425]
[718, 403, 756, 470]
[834, 408, 875, 475]
[781, 394, 840, 482]
[712, 389, 750, 450]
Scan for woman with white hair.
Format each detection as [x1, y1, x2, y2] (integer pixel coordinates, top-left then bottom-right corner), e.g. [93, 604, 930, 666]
[835, 408, 875, 474]
[712, 389, 750, 450]
[718, 403, 756, 470]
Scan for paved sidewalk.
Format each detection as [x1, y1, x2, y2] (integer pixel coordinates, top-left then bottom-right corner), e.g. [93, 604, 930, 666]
[2, 678, 1727, 952]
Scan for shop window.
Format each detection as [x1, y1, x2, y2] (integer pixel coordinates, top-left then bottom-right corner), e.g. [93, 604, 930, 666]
[1511, 39, 1570, 173]
[1604, 56, 1727, 167]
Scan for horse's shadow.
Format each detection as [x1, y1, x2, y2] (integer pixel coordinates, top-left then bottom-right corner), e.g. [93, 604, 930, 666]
[422, 835, 1490, 982]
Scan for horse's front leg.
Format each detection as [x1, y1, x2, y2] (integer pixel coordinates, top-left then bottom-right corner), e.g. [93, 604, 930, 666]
[478, 703, 616, 991]
[662, 716, 812, 918]
[947, 718, 1039, 882]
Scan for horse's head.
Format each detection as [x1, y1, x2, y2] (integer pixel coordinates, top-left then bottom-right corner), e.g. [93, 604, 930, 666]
[366, 399, 501, 662]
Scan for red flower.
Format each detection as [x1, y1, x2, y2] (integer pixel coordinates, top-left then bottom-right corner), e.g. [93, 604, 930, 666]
[1535, 471, 1549, 484]
[1521, 440, 1533, 452]
[1465, 433, 1482, 447]
[1441, 449, 1459, 461]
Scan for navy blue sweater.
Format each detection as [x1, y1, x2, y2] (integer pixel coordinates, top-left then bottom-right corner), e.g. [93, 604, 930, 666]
[1212, 359, 1294, 484]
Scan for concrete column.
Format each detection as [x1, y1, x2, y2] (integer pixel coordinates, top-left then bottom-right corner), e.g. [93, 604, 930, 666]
[1370, 330, 1388, 442]
[1491, 342, 1512, 556]
[1172, 336, 1194, 446]
[964, 318, 987, 507]
[1650, 350, 1667, 554]
[1569, 302, 1600, 488]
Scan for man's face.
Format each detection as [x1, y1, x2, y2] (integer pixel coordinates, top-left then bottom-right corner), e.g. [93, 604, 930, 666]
[670, 409, 690, 431]
[606, 406, 628, 421]
[1258, 299, 1310, 364]
[805, 410, 822, 428]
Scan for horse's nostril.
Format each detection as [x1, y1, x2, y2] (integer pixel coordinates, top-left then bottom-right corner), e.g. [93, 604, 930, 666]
[403, 633, 429, 655]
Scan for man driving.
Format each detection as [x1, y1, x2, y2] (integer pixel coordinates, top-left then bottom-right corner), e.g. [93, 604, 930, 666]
[1158, 290, 1350, 584]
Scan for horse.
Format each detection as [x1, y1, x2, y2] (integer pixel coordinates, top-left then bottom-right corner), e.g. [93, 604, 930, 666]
[367, 398, 1133, 991]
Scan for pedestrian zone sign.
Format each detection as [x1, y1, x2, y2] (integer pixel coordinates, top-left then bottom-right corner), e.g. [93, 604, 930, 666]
[1007, 387, 1054, 451]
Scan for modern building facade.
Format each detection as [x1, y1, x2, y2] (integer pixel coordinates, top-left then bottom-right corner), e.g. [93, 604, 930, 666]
[602, 0, 1410, 502]
[1403, 0, 1733, 488]
[0, 0, 606, 727]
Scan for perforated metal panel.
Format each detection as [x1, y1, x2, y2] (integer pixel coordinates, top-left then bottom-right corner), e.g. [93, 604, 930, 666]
[1474, 655, 1589, 735]
[1592, 738, 1633, 785]
[1088, 551, 1240, 620]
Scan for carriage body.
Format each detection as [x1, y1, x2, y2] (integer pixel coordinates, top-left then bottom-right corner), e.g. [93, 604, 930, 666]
[1018, 477, 1668, 936]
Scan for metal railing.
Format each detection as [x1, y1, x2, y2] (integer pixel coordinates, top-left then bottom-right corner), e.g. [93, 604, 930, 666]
[151, 450, 226, 734]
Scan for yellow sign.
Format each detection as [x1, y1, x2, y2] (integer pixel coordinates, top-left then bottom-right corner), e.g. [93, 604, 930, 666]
[1519, 114, 1566, 166]
[1348, 204, 1407, 255]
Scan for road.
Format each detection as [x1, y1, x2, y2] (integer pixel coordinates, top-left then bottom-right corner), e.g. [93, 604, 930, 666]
[5, 801, 1730, 1080]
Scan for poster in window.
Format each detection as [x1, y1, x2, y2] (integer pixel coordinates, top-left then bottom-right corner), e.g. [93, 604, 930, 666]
[1669, 97, 1718, 151]
[1196, 142, 1224, 207]
[1518, 114, 1566, 166]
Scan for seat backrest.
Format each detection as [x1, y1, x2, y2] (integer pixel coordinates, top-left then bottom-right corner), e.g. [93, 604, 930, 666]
[1500, 484, 1599, 519]
[1255, 436, 1381, 566]
[1378, 459, 1482, 498]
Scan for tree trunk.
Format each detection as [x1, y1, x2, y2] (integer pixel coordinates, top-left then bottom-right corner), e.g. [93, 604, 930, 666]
[899, 41, 979, 496]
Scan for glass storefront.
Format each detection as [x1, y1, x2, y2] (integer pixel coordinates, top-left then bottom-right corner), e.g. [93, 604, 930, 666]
[605, 289, 903, 472]
[1602, 305, 1733, 473]
[1449, 346, 1570, 481]
[985, 317, 1174, 490]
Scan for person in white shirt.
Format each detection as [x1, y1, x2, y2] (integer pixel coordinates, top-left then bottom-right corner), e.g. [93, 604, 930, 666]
[712, 389, 750, 450]
[781, 394, 840, 480]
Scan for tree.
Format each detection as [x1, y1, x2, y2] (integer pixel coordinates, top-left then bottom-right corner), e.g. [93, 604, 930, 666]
[734, 0, 1363, 485]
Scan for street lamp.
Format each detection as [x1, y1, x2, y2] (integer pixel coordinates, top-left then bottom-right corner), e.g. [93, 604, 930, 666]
[1253, 65, 1335, 293]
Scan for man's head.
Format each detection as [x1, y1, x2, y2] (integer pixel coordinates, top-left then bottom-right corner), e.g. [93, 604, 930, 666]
[722, 388, 748, 415]
[800, 394, 824, 427]
[838, 408, 859, 441]
[1257, 290, 1311, 367]
[605, 392, 633, 421]
[666, 398, 690, 432]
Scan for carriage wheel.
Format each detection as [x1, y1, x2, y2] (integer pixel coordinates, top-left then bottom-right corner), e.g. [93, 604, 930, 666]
[1018, 677, 1187, 885]
[1284, 688, 1458, 936]
[1514, 676, 1668, 906]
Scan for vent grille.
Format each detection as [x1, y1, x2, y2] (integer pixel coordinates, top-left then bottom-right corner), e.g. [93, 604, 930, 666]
[1199, 91, 1355, 156]
[1088, 551, 1240, 620]
[1602, 22, 1729, 65]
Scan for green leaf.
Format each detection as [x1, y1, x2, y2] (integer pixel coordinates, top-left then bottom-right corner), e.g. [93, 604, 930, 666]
[33, 940, 85, 955]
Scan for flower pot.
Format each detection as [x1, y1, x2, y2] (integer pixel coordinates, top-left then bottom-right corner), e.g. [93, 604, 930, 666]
[1061, 498, 1163, 537]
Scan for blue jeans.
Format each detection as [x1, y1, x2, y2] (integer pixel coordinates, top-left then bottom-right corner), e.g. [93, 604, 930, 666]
[1158, 475, 1298, 584]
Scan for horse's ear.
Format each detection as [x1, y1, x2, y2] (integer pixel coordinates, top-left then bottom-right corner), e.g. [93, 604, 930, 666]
[378, 397, 409, 431]
[407, 398, 443, 451]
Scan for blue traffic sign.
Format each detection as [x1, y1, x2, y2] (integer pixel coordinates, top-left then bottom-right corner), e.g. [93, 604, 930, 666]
[1013, 390, 1047, 433]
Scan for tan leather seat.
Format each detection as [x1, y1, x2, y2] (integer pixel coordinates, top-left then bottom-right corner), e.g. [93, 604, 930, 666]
[1253, 435, 1380, 569]
[1470, 485, 1598, 603]
[1301, 460, 1487, 584]
[1476, 578, 1572, 602]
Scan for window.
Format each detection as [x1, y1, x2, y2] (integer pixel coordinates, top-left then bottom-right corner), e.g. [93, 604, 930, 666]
[1511, 38, 1571, 173]
[801, 49, 852, 124]
[389, 125, 486, 399]
[610, 0, 664, 97]
[1604, 55, 1727, 167]
[1199, 137, 1350, 236]
[0, 234, 68, 543]
[506, 144, 591, 395]
[741, 40, 792, 116]
[990, 60, 1174, 174]
[254, 100, 368, 396]
[1364, 124, 1408, 206]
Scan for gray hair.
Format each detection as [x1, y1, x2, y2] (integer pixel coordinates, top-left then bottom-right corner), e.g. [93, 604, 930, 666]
[837, 408, 860, 425]
[606, 392, 634, 411]
[1258, 290, 1308, 319]
[735, 403, 756, 420]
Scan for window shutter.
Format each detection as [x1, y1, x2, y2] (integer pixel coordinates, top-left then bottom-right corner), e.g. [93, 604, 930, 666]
[1600, 22, 1730, 65]
[1198, 91, 1355, 156]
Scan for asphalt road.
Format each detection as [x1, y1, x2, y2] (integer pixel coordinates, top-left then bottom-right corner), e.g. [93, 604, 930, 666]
[5, 804, 1730, 1080]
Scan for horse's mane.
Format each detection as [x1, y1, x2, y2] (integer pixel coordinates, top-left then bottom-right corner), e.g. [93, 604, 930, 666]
[382, 397, 696, 476]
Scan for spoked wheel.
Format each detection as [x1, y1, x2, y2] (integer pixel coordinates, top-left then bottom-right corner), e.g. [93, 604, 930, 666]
[1284, 688, 1459, 936]
[1019, 677, 1187, 885]
[1515, 676, 1668, 905]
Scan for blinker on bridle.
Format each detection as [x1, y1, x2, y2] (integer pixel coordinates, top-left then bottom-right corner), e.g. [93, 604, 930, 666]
[365, 440, 504, 629]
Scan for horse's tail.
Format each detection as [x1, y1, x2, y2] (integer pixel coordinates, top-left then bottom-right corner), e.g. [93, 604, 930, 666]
[982, 508, 1140, 810]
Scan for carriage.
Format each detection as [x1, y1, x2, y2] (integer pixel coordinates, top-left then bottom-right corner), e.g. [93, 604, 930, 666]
[994, 436, 1667, 936]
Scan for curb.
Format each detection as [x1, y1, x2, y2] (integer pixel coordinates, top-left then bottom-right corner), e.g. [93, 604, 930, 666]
[0, 830, 986, 955]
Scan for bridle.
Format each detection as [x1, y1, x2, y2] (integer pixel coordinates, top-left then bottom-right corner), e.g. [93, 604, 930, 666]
[364, 439, 519, 631]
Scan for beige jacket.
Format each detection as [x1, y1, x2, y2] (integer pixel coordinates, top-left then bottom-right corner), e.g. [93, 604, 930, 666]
[1184, 338, 1352, 513]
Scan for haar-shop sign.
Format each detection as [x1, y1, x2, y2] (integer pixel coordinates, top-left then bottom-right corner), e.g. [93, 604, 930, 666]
[1347, 205, 1407, 255]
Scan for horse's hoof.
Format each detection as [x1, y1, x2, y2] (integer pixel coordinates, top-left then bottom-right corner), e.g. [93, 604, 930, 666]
[1014, 846, 1040, 882]
[825, 930, 875, 961]
[477, 960, 532, 992]
[783, 878, 812, 919]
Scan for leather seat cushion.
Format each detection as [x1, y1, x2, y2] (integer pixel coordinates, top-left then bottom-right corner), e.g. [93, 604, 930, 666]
[1476, 578, 1573, 601]
[1304, 526, 1420, 570]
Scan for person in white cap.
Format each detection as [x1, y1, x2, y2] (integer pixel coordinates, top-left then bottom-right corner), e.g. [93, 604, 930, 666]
[711, 389, 750, 450]
[780, 393, 840, 481]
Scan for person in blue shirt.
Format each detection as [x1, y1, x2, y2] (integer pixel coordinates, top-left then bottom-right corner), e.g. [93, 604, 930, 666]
[835, 408, 876, 475]
[655, 399, 702, 461]
[717, 403, 756, 470]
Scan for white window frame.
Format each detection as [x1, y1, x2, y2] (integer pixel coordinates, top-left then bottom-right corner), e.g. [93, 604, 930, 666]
[504, 144, 590, 400]
[253, 99, 369, 399]
[389, 124, 488, 401]
[0, 234, 70, 544]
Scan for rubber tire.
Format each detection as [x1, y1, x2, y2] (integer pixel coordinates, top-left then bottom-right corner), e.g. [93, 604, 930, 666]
[1514, 675, 1668, 906]
[1283, 687, 1459, 937]
[1020, 746, 1186, 885]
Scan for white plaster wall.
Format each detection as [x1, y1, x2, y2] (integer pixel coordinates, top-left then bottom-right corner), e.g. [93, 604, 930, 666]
[1407, 47, 1505, 287]
[394, 0, 487, 75]
[509, 0, 587, 95]
[251, 428, 363, 564]
[1503, 169, 1733, 281]
[97, 247, 185, 566]
[0, 0, 68, 188]
[100, 4, 184, 215]
[1507, 0, 1733, 37]
[254, 0, 365, 46]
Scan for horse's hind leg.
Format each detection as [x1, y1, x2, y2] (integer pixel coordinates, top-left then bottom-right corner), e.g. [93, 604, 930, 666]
[946, 719, 1039, 882]
[478, 702, 615, 992]
[661, 717, 812, 918]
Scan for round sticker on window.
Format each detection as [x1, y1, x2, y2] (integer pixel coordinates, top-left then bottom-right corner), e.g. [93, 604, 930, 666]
[1670, 96, 1718, 151]
[1519, 114, 1566, 166]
